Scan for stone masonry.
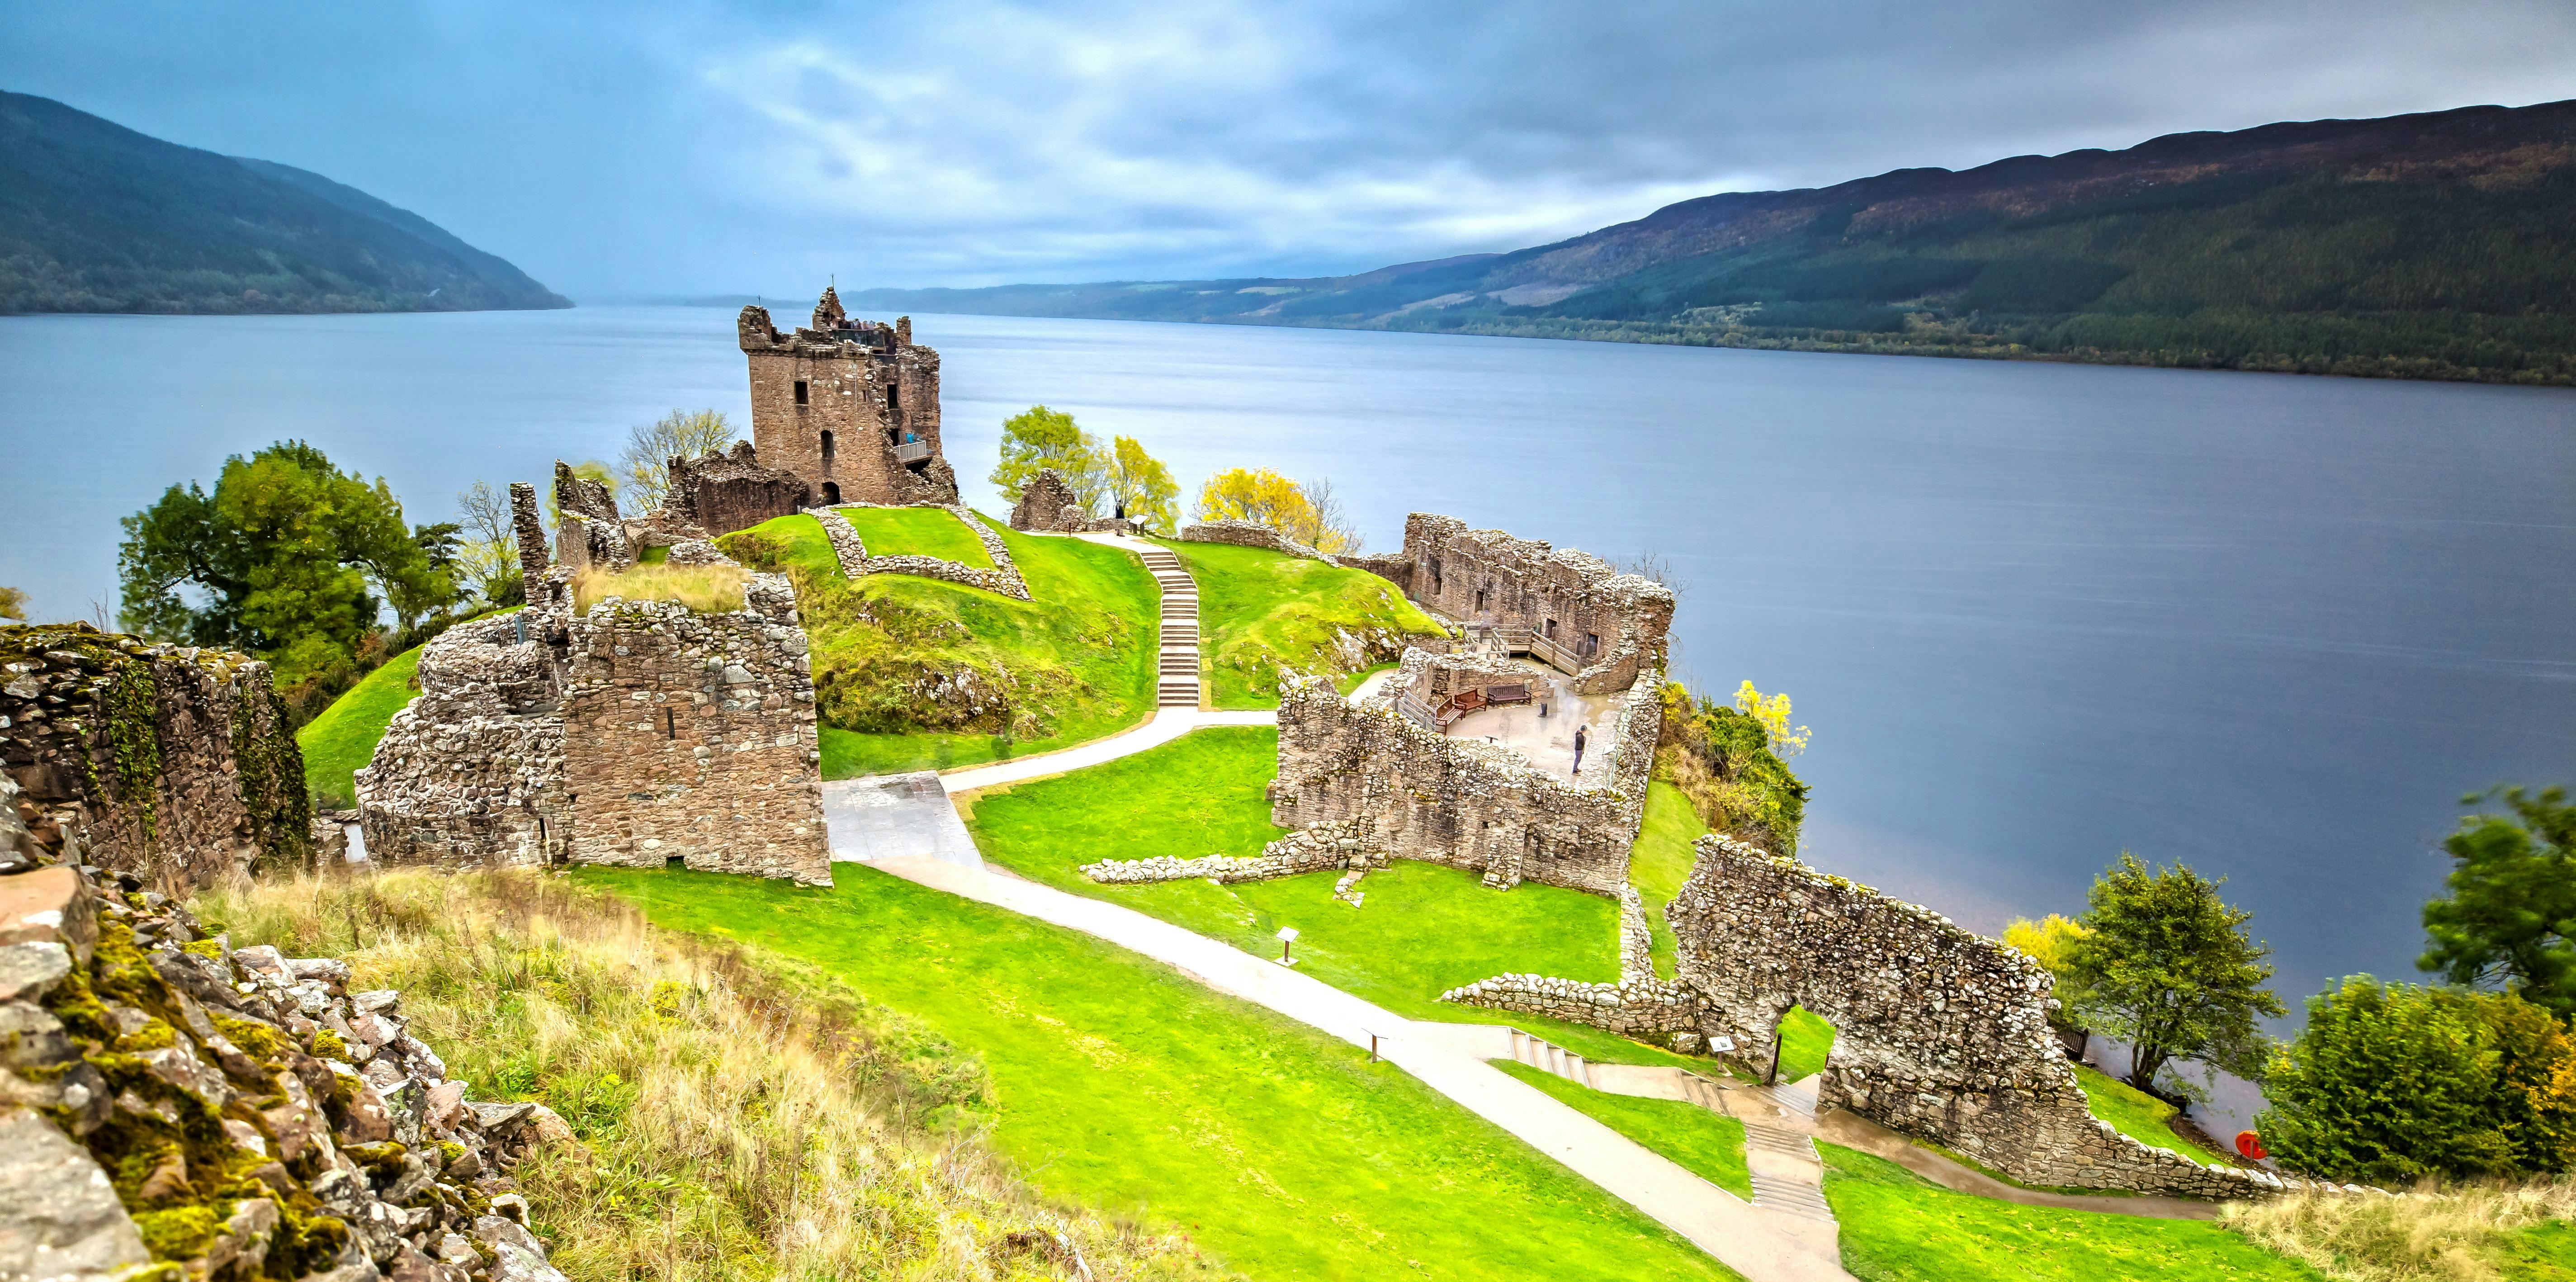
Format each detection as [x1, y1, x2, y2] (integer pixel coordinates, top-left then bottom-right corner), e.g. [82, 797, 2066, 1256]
[1007, 469, 1089, 534]
[551, 462, 631, 574]
[354, 605, 568, 870]
[662, 441, 811, 539]
[807, 506, 1032, 601]
[1, 624, 312, 887]
[1177, 519, 1331, 562]
[738, 289, 958, 507]
[1366, 513, 1674, 694]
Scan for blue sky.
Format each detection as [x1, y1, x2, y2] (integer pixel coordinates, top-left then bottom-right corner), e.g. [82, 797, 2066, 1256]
[8, 0, 2572, 297]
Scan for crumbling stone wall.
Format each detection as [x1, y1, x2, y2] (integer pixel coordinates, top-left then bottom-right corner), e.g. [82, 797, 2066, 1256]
[1178, 519, 1330, 562]
[552, 461, 631, 573]
[556, 581, 828, 883]
[1385, 513, 1673, 694]
[738, 289, 958, 506]
[666, 441, 810, 539]
[1007, 469, 1090, 533]
[1, 624, 311, 887]
[508, 483, 548, 582]
[808, 507, 1032, 602]
[355, 602, 570, 870]
[1332, 552, 1414, 593]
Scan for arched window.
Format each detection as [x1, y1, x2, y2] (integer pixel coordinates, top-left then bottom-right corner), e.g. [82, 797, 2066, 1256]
[822, 481, 841, 504]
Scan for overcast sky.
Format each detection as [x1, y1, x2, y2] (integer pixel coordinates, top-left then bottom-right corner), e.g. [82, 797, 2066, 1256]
[8, 0, 2572, 297]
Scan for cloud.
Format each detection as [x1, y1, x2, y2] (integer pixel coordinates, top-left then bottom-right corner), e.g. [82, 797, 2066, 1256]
[5, 0, 2572, 293]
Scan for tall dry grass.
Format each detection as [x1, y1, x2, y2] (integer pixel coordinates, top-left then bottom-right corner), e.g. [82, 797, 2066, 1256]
[2224, 1180, 2576, 1282]
[572, 563, 750, 615]
[192, 869, 1233, 1282]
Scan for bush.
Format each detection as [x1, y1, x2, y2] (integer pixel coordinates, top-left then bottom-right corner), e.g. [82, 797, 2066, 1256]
[1655, 681, 1807, 854]
[2260, 978, 2576, 1184]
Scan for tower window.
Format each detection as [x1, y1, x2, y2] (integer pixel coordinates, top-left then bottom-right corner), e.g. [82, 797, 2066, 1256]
[820, 430, 835, 473]
[885, 384, 900, 410]
[794, 380, 809, 405]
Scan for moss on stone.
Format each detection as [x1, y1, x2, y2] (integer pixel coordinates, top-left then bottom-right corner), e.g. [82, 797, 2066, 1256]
[114, 1020, 179, 1053]
[307, 1029, 350, 1060]
[180, 938, 224, 961]
[133, 1202, 225, 1261]
[210, 1012, 291, 1064]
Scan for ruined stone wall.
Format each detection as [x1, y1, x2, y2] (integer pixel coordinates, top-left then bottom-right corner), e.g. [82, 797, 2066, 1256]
[355, 600, 570, 870]
[1394, 513, 1673, 694]
[667, 440, 811, 538]
[1257, 671, 1654, 894]
[1007, 469, 1089, 533]
[1, 624, 311, 887]
[1333, 552, 1414, 594]
[552, 460, 632, 573]
[555, 577, 829, 885]
[808, 506, 1032, 601]
[739, 292, 958, 507]
[1666, 835, 2311, 1198]
[1178, 519, 1330, 562]
[509, 483, 548, 582]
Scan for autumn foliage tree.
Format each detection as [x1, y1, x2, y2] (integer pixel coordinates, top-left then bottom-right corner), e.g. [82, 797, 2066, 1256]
[1191, 467, 1361, 553]
[617, 408, 738, 510]
[1106, 435, 1179, 531]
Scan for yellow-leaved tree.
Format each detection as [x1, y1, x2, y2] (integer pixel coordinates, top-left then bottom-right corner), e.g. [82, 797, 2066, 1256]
[1192, 467, 1362, 554]
[1108, 436, 1179, 532]
[1734, 681, 1810, 757]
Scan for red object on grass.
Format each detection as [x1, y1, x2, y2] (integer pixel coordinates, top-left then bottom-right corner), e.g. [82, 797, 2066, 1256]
[2236, 1131, 2268, 1160]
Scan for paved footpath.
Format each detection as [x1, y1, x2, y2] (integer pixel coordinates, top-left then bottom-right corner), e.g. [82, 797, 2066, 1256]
[861, 853, 1857, 1282]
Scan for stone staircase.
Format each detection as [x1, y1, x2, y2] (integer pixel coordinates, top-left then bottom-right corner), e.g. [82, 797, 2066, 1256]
[1737, 1083, 1838, 1224]
[1506, 1027, 1596, 1087]
[1139, 545, 1203, 708]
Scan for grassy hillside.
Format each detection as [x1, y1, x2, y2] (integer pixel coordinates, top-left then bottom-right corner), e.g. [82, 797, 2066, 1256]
[963, 727, 1699, 1068]
[1159, 538, 1447, 709]
[849, 100, 2576, 385]
[0, 90, 568, 314]
[295, 643, 422, 807]
[718, 511, 1158, 777]
[836, 505, 994, 566]
[587, 863, 1744, 1282]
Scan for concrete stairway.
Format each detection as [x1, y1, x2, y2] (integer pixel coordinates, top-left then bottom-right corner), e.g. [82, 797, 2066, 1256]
[1139, 545, 1203, 708]
[1506, 1027, 1596, 1087]
[1736, 1083, 1839, 1224]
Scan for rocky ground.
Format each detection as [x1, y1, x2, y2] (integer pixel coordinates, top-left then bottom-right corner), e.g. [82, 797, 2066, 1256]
[3, 789, 574, 1282]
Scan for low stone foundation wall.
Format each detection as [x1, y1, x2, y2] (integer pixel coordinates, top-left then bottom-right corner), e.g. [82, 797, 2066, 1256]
[809, 506, 1033, 601]
[1333, 552, 1414, 593]
[1080, 818, 1380, 885]
[1, 624, 311, 885]
[1178, 519, 1330, 562]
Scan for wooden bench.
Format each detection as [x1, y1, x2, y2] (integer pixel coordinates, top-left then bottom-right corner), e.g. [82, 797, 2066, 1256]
[1485, 682, 1531, 706]
[1435, 687, 1487, 728]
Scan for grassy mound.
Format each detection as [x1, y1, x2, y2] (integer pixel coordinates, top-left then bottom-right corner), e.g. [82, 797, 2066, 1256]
[1158, 539, 1446, 709]
[1493, 1062, 1752, 1198]
[2074, 1064, 2225, 1167]
[833, 505, 995, 566]
[296, 643, 422, 807]
[194, 869, 1224, 1282]
[720, 512, 1158, 777]
[1820, 1144, 2316, 1282]
[589, 863, 1744, 1282]
[962, 726, 1695, 1069]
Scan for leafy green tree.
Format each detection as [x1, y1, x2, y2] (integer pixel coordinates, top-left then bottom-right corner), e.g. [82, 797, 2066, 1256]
[117, 440, 444, 686]
[2260, 978, 2576, 1184]
[2061, 853, 2285, 1100]
[1106, 435, 1179, 531]
[2421, 785, 2576, 1018]
[990, 405, 1106, 509]
[0, 586, 25, 621]
[618, 408, 738, 510]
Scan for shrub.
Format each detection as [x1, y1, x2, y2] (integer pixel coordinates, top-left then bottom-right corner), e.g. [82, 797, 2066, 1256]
[1655, 681, 1807, 854]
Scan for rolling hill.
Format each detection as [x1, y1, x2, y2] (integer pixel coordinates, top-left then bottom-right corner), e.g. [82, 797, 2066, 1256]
[0, 90, 570, 315]
[846, 100, 2576, 385]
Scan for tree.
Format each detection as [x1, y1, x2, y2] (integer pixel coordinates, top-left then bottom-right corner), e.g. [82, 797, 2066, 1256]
[2260, 978, 2576, 1184]
[454, 481, 523, 606]
[0, 586, 25, 621]
[385, 522, 465, 634]
[117, 440, 440, 687]
[990, 405, 1107, 510]
[2060, 853, 2285, 1101]
[2421, 785, 2576, 1019]
[2004, 913, 2093, 1045]
[618, 409, 738, 511]
[1106, 435, 1179, 531]
[1733, 681, 1810, 758]
[1295, 477, 1363, 555]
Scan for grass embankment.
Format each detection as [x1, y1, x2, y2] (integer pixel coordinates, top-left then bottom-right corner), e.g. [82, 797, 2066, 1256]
[296, 644, 422, 807]
[834, 505, 995, 567]
[571, 563, 749, 614]
[194, 869, 1224, 1282]
[2075, 1063, 2224, 1167]
[1158, 539, 1446, 709]
[719, 512, 1157, 778]
[2226, 1179, 2576, 1282]
[1493, 1062, 1752, 1198]
[586, 863, 1745, 1282]
[1632, 781, 1707, 977]
[963, 726, 1694, 1069]
[1820, 1143, 2320, 1282]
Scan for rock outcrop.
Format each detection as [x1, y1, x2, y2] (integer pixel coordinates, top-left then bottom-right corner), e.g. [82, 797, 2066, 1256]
[0, 864, 572, 1281]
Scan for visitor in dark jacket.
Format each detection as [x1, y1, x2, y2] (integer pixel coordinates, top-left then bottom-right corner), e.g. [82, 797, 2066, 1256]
[1571, 725, 1588, 775]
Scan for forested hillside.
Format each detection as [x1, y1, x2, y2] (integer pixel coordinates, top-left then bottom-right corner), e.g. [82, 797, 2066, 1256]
[850, 100, 2576, 384]
[0, 90, 570, 315]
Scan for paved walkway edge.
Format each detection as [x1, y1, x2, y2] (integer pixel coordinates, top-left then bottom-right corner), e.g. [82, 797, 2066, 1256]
[865, 854, 1856, 1282]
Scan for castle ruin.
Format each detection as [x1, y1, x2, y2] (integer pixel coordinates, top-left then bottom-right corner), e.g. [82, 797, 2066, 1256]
[737, 288, 958, 507]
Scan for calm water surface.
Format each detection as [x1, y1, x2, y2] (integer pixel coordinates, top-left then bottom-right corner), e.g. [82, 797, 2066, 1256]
[3, 306, 2571, 1013]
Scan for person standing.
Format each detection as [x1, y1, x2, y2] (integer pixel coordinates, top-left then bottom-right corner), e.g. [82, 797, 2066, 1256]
[1571, 724, 1588, 775]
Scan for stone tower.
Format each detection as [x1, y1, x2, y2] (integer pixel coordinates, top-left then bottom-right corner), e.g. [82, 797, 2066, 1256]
[736, 287, 960, 506]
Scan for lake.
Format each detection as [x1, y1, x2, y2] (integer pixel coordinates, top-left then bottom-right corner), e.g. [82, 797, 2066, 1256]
[2, 305, 2571, 1011]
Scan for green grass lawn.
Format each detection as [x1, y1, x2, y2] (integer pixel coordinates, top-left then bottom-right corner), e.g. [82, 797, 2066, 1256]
[2074, 1063, 2222, 1167]
[720, 512, 1158, 777]
[1819, 1144, 2318, 1282]
[581, 864, 1743, 1282]
[1632, 781, 1708, 978]
[1492, 1061, 1752, 1198]
[963, 726, 1697, 1069]
[2500, 1220, 2576, 1279]
[1158, 539, 1446, 709]
[296, 644, 424, 807]
[835, 504, 994, 567]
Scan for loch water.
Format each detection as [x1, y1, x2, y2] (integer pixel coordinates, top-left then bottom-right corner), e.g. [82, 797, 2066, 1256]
[3, 305, 2571, 1013]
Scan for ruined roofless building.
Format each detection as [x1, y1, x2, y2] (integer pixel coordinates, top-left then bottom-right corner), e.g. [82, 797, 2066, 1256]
[737, 287, 960, 507]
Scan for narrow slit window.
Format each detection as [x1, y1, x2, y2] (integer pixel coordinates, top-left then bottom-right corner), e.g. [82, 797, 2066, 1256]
[662, 707, 676, 739]
[794, 380, 809, 405]
[885, 383, 900, 410]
